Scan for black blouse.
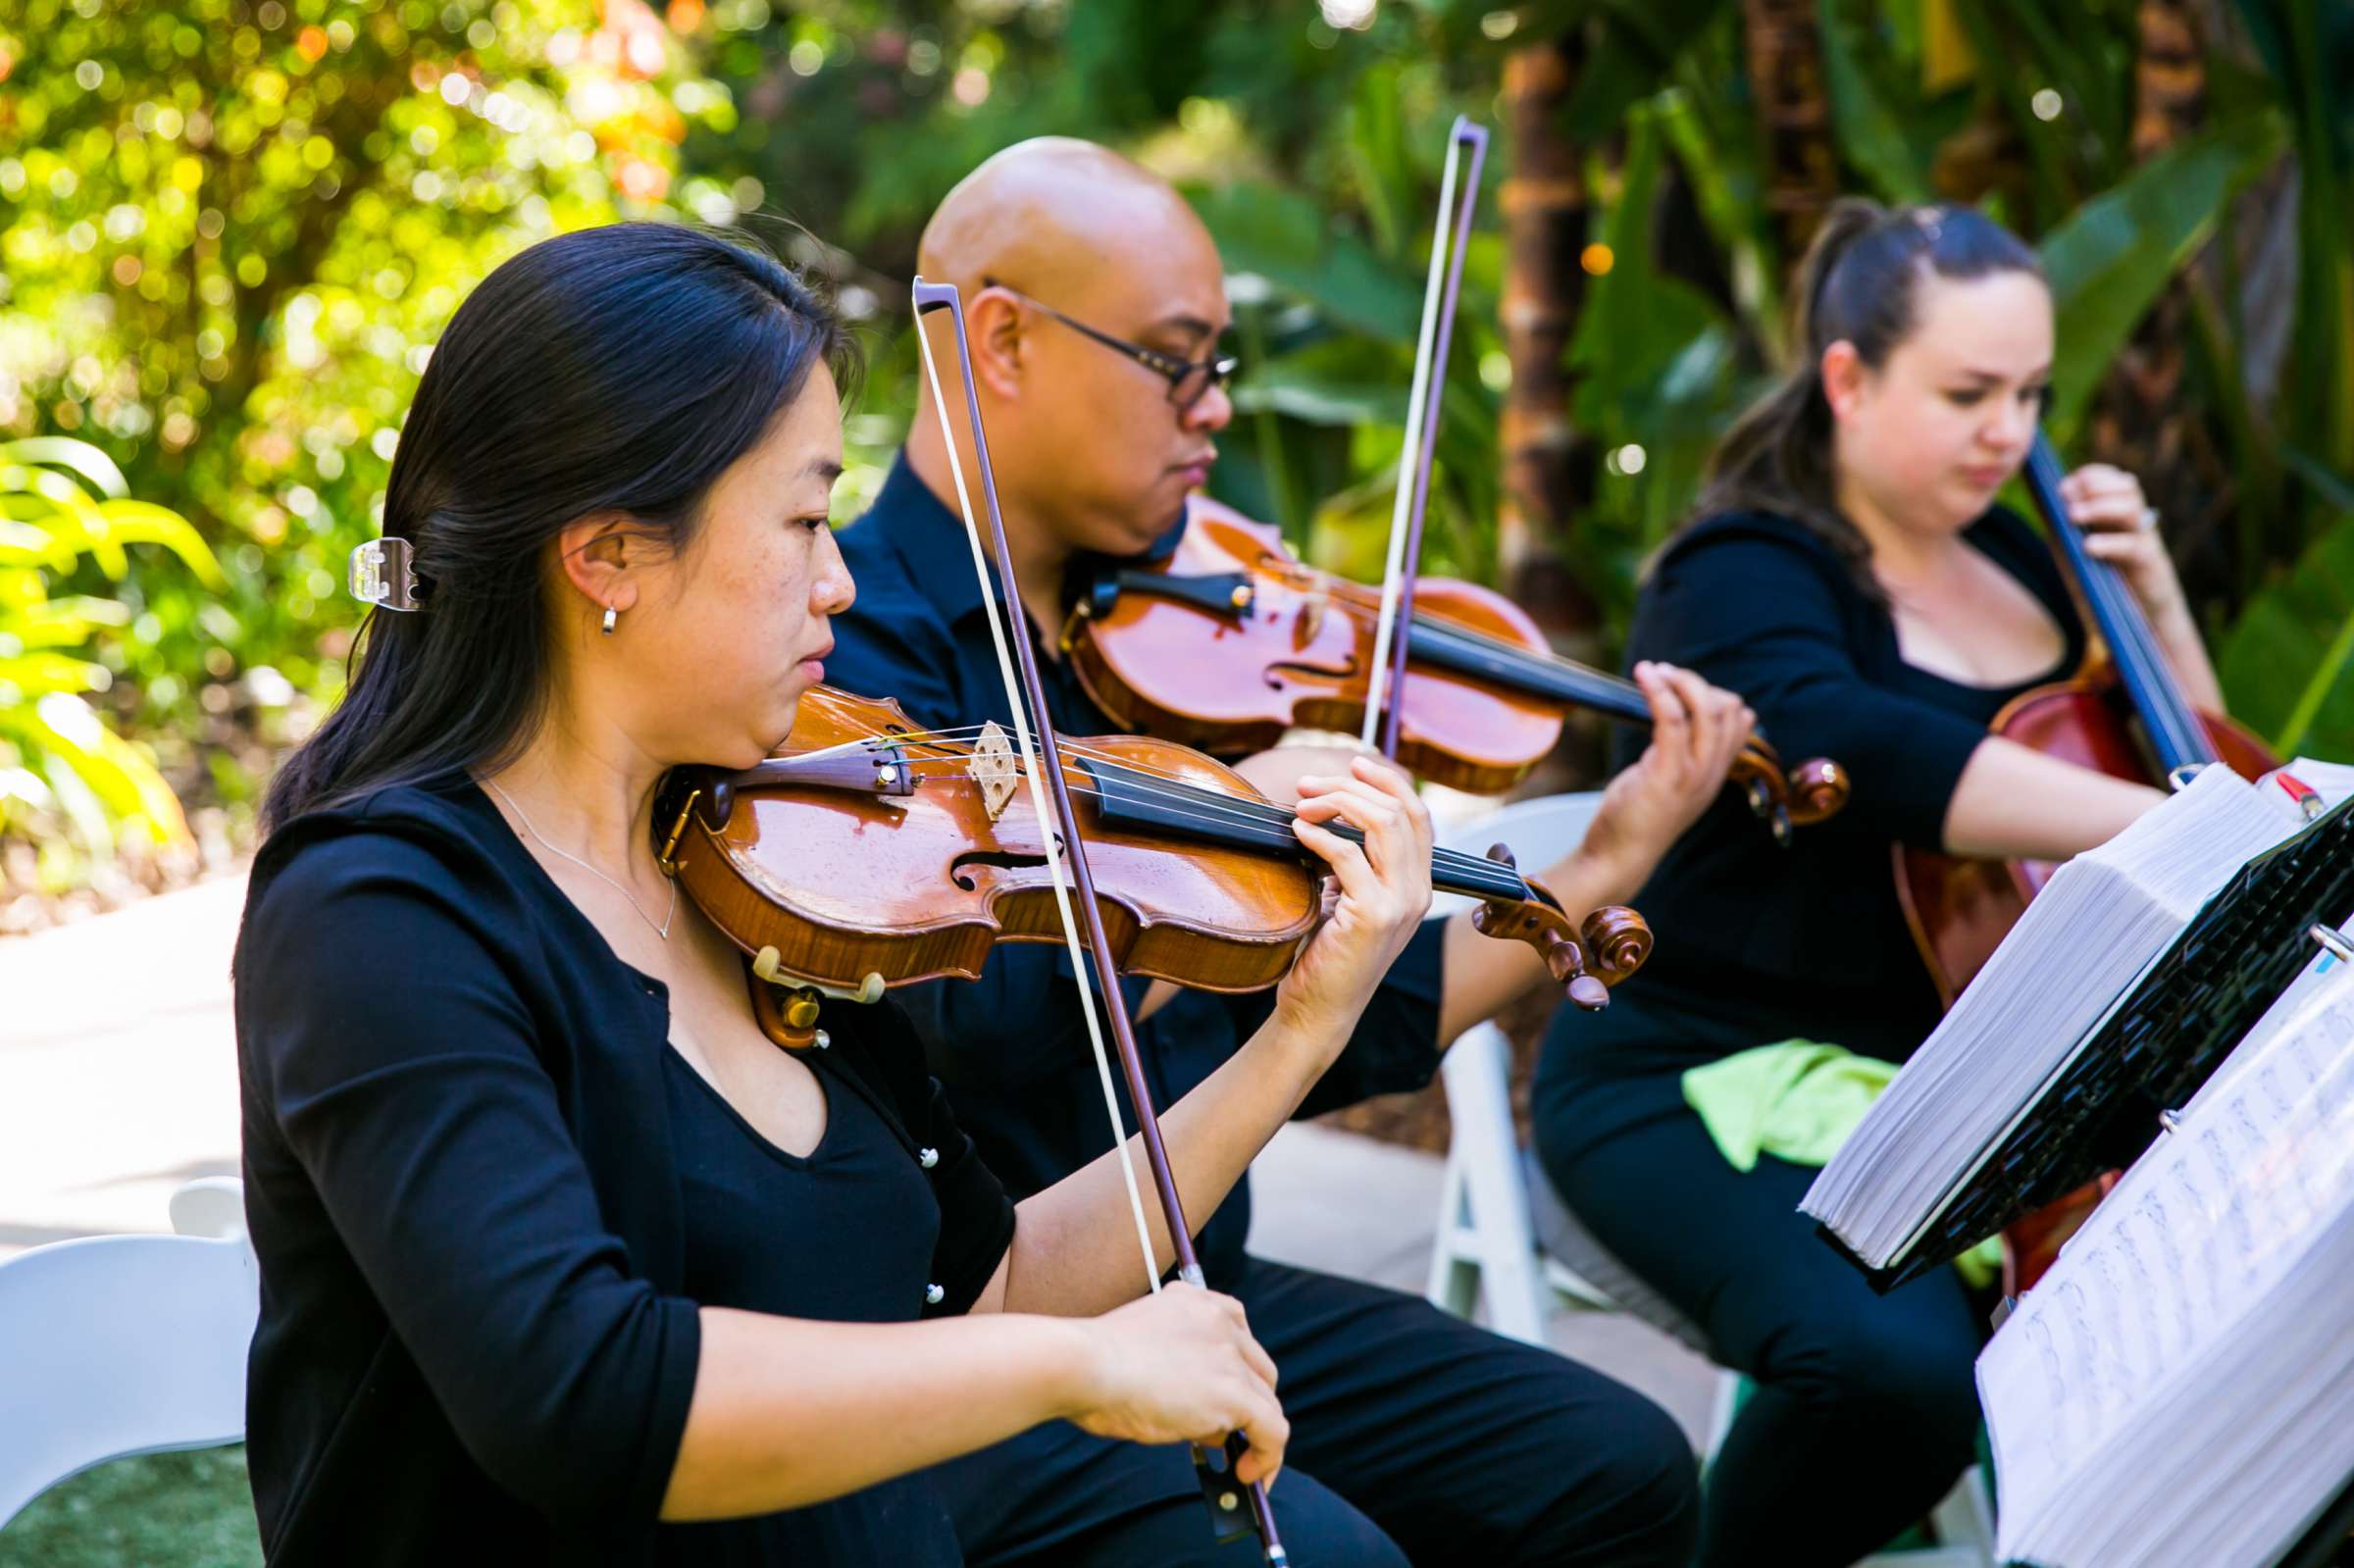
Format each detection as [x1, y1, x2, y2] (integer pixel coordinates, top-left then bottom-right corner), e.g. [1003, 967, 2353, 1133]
[1599, 505, 2084, 1057]
[232, 775, 1014, 1565]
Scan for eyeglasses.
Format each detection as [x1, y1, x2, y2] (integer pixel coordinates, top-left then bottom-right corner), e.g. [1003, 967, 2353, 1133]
[982, 278, 1239, 412]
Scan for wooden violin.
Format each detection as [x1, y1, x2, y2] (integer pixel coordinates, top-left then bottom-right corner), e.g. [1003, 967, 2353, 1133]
[660, 684, 1653, 1037]
[1061, 501, 1850, 841]
[1895, 430, 2279, 1290]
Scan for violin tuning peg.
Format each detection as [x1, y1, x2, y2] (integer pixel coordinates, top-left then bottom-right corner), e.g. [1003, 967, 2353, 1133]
[1527, 928, 1610, 1011]
[1746, 778, 1774, 820]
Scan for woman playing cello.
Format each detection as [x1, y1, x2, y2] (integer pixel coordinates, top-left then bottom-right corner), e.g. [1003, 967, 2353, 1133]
[233, 222, 1439, 1565]
[1530, 198, 2223, 1568]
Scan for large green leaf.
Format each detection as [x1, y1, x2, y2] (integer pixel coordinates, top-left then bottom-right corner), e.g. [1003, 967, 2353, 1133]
[0, 437, 130, 500]
[1231, 337, 1412, 428]
[2038, 109, 2286, 441]
[2220, 510, 2354, 758]
[1567, 103, 1739, 439]
[1189, 182, 1423, 342]
[1818, 0, 1932, 205]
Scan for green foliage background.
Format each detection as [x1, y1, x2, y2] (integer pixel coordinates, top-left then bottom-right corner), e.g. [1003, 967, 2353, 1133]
[2, 0, 2349, 897]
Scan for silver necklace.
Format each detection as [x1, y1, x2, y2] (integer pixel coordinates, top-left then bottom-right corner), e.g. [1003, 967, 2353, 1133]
[487, 778, 678, 940]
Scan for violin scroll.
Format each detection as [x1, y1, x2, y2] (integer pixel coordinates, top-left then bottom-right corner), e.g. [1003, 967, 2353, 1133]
[1784, 758, 1850, 828]
[1467, 843, 1652, 1011]
[1732, 743, 1852, 845]
[1579, 903, 1653, 986]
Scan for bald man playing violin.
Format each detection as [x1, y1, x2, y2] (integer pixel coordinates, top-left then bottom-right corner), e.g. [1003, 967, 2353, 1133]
[829, 137, 1751, 1567]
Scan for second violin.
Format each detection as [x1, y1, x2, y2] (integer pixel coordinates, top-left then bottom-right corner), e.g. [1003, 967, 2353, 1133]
[1061, 502, 1850, 840]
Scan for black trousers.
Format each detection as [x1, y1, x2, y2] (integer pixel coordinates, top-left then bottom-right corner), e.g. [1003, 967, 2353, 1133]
[932, 1256, 1699, 1567]
[1533, 1005, 1984, 1568]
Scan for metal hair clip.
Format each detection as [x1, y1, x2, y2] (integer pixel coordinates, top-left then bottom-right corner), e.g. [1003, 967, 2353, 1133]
[348, 536, 423, 612]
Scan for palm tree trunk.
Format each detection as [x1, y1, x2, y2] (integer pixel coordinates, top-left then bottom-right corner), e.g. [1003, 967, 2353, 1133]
[1497, 29, 1602, 670]
[1740, 0, 1841, 261]
[2091, 0, 2220, 610]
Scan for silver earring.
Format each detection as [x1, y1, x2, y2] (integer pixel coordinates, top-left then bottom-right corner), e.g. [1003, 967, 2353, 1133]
[601, 605, 619, 635]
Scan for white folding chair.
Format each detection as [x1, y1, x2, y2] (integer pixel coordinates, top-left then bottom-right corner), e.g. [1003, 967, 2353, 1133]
[0, 1176, 257, 1530]
[1423, 790, 1611, 1342]
[1421, 793, 1994, 1566]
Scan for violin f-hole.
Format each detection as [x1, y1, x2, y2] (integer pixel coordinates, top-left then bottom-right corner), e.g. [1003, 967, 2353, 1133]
[948, 847, 1049, 891]
[1263, 651, 1358, 692]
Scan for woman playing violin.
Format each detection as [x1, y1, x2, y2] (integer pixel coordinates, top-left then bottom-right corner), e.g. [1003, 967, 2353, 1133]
[830, 134, 1760, 1568]
[1530, 198, 2219, 1568]
[234, 222, 1441, 1565]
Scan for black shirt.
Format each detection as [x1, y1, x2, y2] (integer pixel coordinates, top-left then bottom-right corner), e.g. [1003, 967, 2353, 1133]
[1596, 505, 2084, 1058]
[828, 454, 1447, 1286]
[659, 1049, 960, 1564]
[233, 775, 1013, 1564]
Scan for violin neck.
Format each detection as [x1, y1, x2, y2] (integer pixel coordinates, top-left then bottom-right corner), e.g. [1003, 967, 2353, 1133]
[2023, 434, 2217, 775]
[1403, 616, 1653, 726]
[1082, 755, 1540, 906]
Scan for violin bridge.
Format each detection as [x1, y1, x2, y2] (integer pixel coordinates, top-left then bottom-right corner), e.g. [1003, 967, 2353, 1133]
[969, 721, 1019, 823]
[1296, 589, 1325, 647]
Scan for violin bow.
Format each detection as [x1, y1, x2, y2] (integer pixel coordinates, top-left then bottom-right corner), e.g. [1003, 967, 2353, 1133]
[911, 279, 1290, 1566]
[1361, 116, 1488, 759]
[1354, 120, 1622, 1013]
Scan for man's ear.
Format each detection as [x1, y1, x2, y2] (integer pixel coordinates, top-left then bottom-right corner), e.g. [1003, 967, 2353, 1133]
[555, 513, 642, 621]
[965, 287, 1026, 401]
[1819, 339, 1868, 421]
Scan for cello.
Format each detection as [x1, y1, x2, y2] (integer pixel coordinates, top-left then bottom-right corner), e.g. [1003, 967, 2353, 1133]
[1895, 430, 2279, 1290]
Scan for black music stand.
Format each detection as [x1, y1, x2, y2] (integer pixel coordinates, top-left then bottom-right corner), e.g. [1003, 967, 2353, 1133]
[1822, 792, 2354, 1293]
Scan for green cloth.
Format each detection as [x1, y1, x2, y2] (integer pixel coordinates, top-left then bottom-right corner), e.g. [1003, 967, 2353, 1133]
[1683, 1040, 2003, 1289]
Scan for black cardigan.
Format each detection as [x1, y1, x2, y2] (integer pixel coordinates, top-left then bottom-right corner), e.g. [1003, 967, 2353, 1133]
[1603, 505, 2085, 1056]
[232, 776, 1015, 1563]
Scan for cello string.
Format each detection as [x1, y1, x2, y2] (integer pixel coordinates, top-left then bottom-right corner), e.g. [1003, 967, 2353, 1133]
[2029, 438, 2209, 771]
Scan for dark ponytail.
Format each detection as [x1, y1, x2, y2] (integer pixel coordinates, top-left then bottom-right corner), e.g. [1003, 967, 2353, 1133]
[263, 222, 856, 833]
[1693, 198, 2043, 595]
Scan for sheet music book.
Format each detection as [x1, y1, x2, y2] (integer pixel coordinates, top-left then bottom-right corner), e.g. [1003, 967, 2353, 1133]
[1977, 958, 2354, 1568]
[1801, 761, 2354, 1287]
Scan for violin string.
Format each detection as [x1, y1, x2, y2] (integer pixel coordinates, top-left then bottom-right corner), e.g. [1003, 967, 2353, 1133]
[778, 741, 1531, 899]
[805, 716, 1533, 883]
[792, 702, 1534, 896]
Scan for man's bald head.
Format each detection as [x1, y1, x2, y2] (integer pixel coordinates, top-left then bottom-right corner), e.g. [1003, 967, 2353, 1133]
[905, 136, 1234, 574]
[917, 136, 1219, 309]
